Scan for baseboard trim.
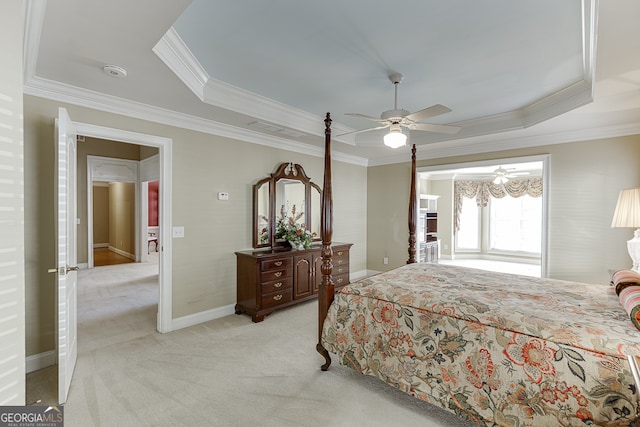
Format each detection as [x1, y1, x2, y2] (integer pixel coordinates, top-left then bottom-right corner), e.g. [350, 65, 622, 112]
[171, 270, 368, 332]
[93, 242, 108, 248]
[108, 246, 135, 260]
[26, 350, 55, 373]
[350, 269, 369, 281]
[171, 304, 236, 331]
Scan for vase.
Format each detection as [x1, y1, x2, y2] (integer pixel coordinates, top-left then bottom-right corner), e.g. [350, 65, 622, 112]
[288, 240, 304, 250]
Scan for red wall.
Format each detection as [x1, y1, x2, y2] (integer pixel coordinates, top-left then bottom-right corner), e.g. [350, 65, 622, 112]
[148, 180, 159, 226]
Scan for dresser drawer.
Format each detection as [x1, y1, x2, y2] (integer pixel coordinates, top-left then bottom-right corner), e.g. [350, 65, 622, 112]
[334, 248, 348, 258]
[261, 289, 293, 309]
[261, 268, 291, 283]
[261, 277, 293, 294]
[261, 257, 292, 271]
[333, 273, 349, 288]
[333, 264, 349, 276]
[333, 251, 349, 267]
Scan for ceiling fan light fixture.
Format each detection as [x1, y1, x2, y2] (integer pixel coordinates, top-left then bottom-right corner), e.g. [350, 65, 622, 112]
[383, 124, 407, 148]
[493, 176, 508, 185]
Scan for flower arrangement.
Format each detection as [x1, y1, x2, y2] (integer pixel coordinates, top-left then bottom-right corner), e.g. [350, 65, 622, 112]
[257, 213, 270, 244]
[275, 204, 315, 249]
[258, 220, 269, 244]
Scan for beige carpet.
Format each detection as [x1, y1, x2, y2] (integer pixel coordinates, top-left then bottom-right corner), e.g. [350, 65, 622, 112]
[27, 256, 478, 426]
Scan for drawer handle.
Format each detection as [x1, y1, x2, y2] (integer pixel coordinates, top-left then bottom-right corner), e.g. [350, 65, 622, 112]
[273, 294, 283, 301]
[337, 268, 343, 273]
[274, 261, 283, 266]
[274, 272, 282, 277]
[337, 260, 343, 265]
[336, 278, 343, 284]
[337, 251, 343, 256]
[274, 282, 282, 288]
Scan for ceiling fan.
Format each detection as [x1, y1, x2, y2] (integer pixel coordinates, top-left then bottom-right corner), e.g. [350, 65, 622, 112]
[491, 166, 529, 184]
[340, 73, 461, 148]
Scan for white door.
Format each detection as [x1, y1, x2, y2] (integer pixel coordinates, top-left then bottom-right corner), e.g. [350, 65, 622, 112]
[53, 107, 78, 404]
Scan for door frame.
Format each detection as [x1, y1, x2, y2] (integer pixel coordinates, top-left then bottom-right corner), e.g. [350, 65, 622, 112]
[416, 154, 549, 277]
[87, 156, 140, 268]
[74, 121, 173, 333]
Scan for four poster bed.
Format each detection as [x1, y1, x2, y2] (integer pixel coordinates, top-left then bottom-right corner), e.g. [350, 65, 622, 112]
[316, 113, 640, 426]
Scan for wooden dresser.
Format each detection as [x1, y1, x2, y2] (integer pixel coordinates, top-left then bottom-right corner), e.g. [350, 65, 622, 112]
[235, 243, 352, 322]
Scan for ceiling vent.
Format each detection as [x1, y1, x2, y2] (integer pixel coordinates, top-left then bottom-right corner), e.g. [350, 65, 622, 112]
[248, 121, 306, 138]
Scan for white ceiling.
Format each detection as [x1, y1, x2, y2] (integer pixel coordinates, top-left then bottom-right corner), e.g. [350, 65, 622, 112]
[23, 0, 640, 166]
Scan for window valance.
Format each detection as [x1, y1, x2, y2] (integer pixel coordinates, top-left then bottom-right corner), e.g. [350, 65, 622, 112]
[454, 178, 543, 231]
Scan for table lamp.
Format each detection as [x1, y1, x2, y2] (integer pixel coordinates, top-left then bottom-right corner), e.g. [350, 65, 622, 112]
[611, 188, 640, 272]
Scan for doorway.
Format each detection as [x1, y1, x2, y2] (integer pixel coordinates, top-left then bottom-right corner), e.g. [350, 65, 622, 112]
[73, 122, 173, 333]
[86, 154, 147, 268]
[92, 180, 136, 266]
[418, 154, 549, 277]
[25, 113, 174, 406]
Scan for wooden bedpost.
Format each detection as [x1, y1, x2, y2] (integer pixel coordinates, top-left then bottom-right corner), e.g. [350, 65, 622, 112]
[316, 112, 334, 371]
[407, 144, 417, 264]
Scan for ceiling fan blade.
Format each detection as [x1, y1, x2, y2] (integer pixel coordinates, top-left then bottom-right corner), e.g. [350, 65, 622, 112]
[344, 112, 386, 123]
[405, 104, 452, 122]
[409, 122, 461, 135]
[336, 124, 390, 137]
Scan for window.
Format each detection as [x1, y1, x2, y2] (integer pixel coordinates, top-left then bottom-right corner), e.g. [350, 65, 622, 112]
[456, 196, 480, 250]
[489, 195, 541, 254]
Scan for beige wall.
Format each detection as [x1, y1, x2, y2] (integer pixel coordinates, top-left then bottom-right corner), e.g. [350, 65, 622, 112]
[23, 95, 367, 355]
[109, 182, 135, 255]
[93, 185, 109, 244]
[367, 136, 640, 284]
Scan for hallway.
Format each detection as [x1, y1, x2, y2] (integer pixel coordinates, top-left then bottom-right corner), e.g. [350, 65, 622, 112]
[93, 247, 135, 266]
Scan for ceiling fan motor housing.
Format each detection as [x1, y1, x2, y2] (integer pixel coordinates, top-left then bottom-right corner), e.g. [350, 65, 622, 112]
[381, 109, 411, 121]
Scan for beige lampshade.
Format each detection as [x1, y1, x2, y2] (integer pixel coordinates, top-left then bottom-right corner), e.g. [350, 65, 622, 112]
[611, 188, 640, 228]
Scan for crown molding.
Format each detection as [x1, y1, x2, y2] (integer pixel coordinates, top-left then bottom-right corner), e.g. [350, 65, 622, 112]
[153, 28, 354, 143]
[23, 76, 368, 167]
[152, 27, 208, 101]
[22, 0, 47, 82]
[21, 4, 365, 166]
[522, 81, 594, 128]
[367, 119, 640, 167]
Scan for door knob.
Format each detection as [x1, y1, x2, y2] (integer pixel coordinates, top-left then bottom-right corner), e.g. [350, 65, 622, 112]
[47, 265, 79, 275]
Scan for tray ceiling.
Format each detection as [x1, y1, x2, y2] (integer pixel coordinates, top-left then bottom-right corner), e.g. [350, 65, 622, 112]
[23, 0, 640, 165]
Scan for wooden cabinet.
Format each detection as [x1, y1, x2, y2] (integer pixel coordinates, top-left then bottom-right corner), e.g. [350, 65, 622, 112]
[235, 243, 352, 322]
[420, 241, 439, 263]
[425, 211, 437, 242]
[419, 210, 439, 263]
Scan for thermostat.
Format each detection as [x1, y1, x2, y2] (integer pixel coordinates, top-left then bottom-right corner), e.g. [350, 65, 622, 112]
[218, 192, 229, 200]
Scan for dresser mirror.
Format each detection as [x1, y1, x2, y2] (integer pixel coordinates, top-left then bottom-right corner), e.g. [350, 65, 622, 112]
[252, 163, 321, 248]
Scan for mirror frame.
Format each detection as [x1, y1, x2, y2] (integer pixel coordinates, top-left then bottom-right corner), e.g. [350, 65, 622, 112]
[252, 162, 322, 249]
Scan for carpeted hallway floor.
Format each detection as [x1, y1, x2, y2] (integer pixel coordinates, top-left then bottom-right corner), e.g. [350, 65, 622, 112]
[27, 256, 478, 426]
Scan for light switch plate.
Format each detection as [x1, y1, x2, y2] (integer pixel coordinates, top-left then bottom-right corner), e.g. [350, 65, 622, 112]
[218, 192, 229, 200]
[172, 226, 185, 238]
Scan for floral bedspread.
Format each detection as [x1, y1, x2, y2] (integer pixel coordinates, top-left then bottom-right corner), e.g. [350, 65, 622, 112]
[321, 263, 640, 426]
